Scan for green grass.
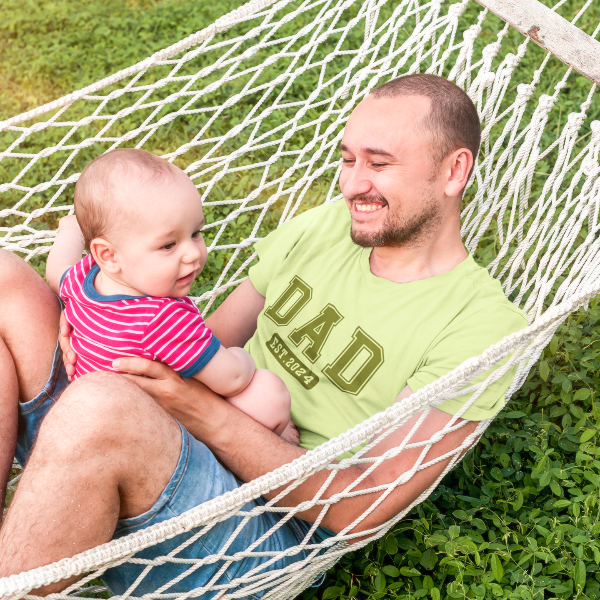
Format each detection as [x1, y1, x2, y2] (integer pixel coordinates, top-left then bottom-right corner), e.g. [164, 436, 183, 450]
[2, 1, 600, 599]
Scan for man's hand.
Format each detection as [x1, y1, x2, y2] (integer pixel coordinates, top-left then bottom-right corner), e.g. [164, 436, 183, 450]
[59, 312, 77, 380]
[113, 357, 226, 425]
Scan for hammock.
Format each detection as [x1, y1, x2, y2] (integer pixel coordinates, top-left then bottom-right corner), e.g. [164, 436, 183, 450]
[1, 0, 600, 596]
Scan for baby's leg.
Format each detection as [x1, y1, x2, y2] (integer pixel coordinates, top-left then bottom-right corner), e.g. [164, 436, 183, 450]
[226, 369, 291, 436]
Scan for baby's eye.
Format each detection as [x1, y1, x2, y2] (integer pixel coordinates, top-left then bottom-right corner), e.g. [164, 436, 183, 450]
[162, 242, 176, 250]
[191, 230, 202, 239]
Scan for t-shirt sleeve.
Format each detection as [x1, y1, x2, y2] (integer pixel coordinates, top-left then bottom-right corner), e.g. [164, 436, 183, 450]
[249, 204, 339, 296]
[407, 305, 528, 421]
[143, 301, 221, 378]
[58, 266, 73, 296]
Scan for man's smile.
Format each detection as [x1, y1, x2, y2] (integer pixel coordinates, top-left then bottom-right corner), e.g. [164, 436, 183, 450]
[350, 198, 388, 219]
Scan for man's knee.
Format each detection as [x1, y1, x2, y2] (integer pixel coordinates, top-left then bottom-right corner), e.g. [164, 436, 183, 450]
[0, 249, 33, 285]
[38, 372, 177, 456]
[0, 249, 58, 318]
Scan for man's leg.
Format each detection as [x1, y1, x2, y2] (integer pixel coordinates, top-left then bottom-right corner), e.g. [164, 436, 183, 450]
[0, 371, 181, 594]
[0, 250, 60, 509]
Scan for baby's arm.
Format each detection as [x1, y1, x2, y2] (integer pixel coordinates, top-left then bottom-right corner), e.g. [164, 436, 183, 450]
[193, 346, 255, 397]
[46, 215, 85, 294]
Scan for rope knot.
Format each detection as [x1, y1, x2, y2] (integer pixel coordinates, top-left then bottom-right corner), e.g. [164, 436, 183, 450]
[482, 42, 501, 60]
[504, 53, 519, 69]
[448, 3, 466, 19]
[463, 24, 481, 42]
[516, 83, 534, 102]
[590, 121, 600, 139]
[567, 112, 584, 130]
[537, 94, 555, 113]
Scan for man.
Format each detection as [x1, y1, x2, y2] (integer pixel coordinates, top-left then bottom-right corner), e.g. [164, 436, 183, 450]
[0, 74, 526, 594]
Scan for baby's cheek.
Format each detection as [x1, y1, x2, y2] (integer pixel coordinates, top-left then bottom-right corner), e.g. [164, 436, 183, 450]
[139, 262, 175, 297]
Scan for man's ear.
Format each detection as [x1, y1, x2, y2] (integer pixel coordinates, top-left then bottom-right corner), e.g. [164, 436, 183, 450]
[90, 238, 121, 274]
[444, 148, 473, 199]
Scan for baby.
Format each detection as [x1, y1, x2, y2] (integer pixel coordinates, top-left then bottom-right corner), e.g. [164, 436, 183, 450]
[46, 148, 292, 436]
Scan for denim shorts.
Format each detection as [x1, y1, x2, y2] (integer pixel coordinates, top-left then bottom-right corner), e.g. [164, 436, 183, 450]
[16, 340, 332, 597]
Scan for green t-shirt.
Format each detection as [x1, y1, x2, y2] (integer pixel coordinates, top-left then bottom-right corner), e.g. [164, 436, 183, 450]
[246, 200, 527, 453]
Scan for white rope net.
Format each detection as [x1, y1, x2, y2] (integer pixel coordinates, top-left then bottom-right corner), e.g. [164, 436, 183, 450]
[1, 0, 600, 597]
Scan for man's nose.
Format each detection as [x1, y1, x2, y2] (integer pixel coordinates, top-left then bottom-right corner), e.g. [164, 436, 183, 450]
[340, 163, 373, 199]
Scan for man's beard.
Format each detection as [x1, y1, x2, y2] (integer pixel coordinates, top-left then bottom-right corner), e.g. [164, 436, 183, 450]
[350, 194, 441, 248]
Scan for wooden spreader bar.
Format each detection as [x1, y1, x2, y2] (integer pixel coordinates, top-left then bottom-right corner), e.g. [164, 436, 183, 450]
[475, 0, 600, 85]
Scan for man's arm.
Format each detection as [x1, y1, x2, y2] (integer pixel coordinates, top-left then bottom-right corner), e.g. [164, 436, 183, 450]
[117, 358, 479, 537]
[46, 216, 85, 294]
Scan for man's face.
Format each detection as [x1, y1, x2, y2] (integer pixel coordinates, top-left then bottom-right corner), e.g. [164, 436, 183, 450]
[339, 94, 444, 248]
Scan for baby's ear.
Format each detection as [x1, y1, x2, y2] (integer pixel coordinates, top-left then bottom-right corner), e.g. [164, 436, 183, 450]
[90, 238, 121, 274]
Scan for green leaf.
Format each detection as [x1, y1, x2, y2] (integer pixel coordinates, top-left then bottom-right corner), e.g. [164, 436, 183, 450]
[431, 588, 441, 600]
[570, 404, 585, 419]
[513, 491, 524, 511]
[571, 536, 589, 543]
[539, 470, 552, 487]
[453, 510, 468, 520]
[580, 429, 597, 443]
[490, 554, 504, 583]
[550, 336, 559, 355]
[547, 562, 564, 575]
[420, 548, 438, 570]
[382, 565, 399, 577]
[400, 567, 421, 577]
[384, 536, 398, 555]
[553, 499, 571, 509]
[448, 525, 460, 539]
[503, 411, 527, 418]
[374, 573, 386, 593]
[548, 585, 570, 593]
[539, 360, 550, 381]
[574, 388, 591, 400]
[322, 586, 345, 600]
[574, 559, 586, 590]
[427, 533, 448, 546]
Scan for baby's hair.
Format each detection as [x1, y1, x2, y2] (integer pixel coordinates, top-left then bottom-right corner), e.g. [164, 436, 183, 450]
[74, 148, 178, 251]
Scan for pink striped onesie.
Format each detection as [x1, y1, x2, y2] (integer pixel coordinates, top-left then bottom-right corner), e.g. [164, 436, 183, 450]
[59, 255, 220, 380]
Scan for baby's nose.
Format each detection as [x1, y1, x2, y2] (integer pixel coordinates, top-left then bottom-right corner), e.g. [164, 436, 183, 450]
[183, 242, 202, 263]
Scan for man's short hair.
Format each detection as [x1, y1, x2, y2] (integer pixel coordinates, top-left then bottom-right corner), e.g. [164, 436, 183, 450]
[74, 148, 177, 251]
[371, 74, 481, 180]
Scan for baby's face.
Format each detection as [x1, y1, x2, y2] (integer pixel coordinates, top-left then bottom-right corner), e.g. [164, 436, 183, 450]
[112, 170, 207, 298]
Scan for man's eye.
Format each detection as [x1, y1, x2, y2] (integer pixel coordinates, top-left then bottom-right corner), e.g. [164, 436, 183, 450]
[162, 242, 176, 250]
[372, 163, 387, 168]
[342, 158, 355, 164]
[192, 230, 202, 239]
